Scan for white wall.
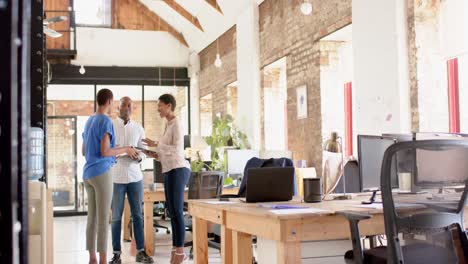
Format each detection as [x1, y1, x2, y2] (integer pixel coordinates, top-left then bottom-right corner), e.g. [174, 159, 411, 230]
[442, 0, 468, 133]
[439, 0, 468, 58]
[417, 0, 468, 132]
[352, 0, 411, 135]
[72, 27, 190, 67]
[416, 8, 447, 132]
[460, 55, 468, 133]
[236, 3, 261, 149]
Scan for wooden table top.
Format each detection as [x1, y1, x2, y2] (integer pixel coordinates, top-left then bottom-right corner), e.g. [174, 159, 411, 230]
[188, 193, 467, 220]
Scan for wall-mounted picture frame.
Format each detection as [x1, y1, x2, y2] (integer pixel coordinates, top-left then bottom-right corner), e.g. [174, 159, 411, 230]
[296, 85, 308, 119]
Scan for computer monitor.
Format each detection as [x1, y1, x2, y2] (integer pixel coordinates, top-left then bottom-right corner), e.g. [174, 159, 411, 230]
[382, 133, 414, 174]
[415, 132, 468, 140]
[153, 160, 164, 183]
[414, 146, 468, 187]
[382, 133, 413, 142]
[357, 135, 397, 191]
[413, 135, 468, 187]
[226, 149, 260, 176]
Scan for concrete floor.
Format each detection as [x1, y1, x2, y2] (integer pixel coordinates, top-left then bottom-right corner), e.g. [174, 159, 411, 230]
[53, 216, 221, 264]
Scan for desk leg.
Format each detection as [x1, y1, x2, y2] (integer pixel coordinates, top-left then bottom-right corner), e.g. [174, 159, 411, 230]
[193, 217, 208, 264]
[232, 231, 252, 264]
[277, 241, 301, 264]
[144, 201, 154, 256]
[221, 225, 233, 264]
[123, 198, 131, 241]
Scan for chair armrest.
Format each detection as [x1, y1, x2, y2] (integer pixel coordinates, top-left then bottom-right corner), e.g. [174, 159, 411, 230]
[337, 211, 372, 264]
[337, 211, 372, 221]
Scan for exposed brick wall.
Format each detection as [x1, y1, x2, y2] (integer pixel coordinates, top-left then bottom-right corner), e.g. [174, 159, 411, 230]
[407, 0, 420, 132]
[259, 0, 352, 176]
[199, 26, 237, 118]
[197, 0, 352, 176]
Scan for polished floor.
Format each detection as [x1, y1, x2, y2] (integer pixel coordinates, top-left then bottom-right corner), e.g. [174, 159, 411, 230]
[54, 216, 221, 264]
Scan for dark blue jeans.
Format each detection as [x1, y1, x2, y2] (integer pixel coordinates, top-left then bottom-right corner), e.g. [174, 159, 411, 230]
[164, 167, 191, 247]
[111, 180, 144, 253]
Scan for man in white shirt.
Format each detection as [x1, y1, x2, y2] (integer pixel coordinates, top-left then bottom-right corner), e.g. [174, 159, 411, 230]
[109, 97, 153, 264]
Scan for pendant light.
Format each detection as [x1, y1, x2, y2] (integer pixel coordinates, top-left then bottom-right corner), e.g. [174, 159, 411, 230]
[300, 0, 313, 15]
[79, 65, 86, 74]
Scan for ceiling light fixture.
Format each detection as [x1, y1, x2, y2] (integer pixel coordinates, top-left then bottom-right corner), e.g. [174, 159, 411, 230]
[300, 0, 313, 15]
[79, 65, 86, 75]
[214, 39, 222, 68]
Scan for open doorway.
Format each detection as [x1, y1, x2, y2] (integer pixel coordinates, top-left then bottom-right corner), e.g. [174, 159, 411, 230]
[319, 24, 354, 156]
[262, 57, 287, 151]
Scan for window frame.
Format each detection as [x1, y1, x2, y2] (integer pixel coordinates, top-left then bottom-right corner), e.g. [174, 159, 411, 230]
[73, 0, 113, 28]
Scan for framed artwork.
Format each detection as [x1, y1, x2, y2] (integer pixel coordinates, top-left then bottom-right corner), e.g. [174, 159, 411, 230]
[296, 85, 308, 119]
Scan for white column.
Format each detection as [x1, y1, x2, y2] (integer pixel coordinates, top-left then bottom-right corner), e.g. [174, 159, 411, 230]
[236, 3, 261, 149]
[352, 0, 411, 135]
[189, 51, 200, 136]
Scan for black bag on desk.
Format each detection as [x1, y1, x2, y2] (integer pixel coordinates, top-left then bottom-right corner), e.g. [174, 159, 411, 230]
[220, 157, 295, 198]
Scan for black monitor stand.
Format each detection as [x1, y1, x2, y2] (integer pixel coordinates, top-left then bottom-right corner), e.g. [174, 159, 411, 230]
[361, 190, 379, 204]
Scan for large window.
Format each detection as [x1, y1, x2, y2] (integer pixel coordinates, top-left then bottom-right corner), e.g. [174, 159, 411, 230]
[47, 84, 190, 212]
[74, 0, 112, 26]
[47, 84, 95, 213]
[263, 58, 287, 151]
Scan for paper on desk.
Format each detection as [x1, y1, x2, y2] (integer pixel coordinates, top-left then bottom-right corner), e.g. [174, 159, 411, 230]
[352, 203, 421, 210]
[269, 208, 330, 215]
[204, 201, 238, 205]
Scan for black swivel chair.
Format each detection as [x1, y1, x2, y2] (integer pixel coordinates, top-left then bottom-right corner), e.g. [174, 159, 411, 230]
[153, 160, 171, 234]
[184, 171, 224, 259]
[339, 140, 468, 264]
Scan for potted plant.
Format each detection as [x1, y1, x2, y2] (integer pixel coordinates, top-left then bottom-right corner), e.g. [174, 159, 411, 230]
[190, 114, 250, 185]
[205, 114, 250, 172]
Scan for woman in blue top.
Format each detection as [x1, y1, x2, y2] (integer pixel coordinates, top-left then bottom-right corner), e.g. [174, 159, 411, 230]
[82, 89, 138, 264]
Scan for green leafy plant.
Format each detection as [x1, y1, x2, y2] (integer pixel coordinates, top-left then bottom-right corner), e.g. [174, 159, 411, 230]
[204, 114, 250, 172]
[190, 150, 213, 173]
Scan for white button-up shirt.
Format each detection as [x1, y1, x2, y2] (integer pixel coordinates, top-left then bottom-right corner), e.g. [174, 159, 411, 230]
[155, 117, 190, 173]
[110, 117, 146, 184]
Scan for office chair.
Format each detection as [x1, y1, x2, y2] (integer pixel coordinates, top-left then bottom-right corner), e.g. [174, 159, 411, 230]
[153, 160, 170, 234]
[338, 140, 468, 264]
[184, 171, 224, 259]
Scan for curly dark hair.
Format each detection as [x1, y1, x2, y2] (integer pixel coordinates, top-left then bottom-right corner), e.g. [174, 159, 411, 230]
[158, 93, 176, 111]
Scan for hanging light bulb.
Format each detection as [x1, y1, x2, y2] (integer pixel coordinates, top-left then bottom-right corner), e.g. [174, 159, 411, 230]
[214, 53, 222, 68]
[300, 0, 313, 15]
[214, 39, 222, 68]
[79, 65, 86, 75]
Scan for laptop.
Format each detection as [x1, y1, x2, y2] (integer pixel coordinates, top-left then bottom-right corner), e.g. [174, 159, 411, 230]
[242, 167, 295, 203]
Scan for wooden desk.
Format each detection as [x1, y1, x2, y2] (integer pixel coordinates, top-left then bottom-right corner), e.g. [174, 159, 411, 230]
[188, 196, 468, 264]
[121, 189, 176, 255]
[123, 187, 240, 256]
